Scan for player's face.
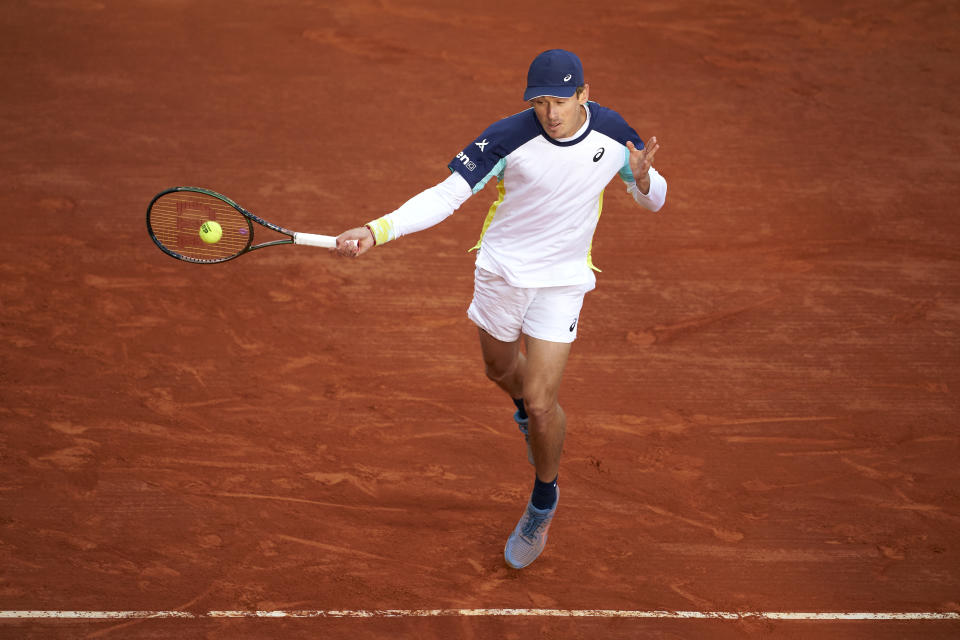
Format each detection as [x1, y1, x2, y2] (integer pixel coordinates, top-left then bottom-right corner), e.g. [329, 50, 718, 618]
[530, 85, 589, 139]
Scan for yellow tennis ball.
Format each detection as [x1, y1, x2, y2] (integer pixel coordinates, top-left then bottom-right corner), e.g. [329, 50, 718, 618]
[199, 220, 223, 244]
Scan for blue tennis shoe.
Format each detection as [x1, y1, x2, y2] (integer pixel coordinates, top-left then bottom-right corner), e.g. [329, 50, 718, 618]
[504, 489, 558, 569]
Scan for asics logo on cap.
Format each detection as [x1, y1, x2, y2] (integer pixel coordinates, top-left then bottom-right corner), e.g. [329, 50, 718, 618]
[523, 49, 584, 101]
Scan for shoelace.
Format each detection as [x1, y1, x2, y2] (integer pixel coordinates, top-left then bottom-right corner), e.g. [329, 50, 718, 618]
[520, 507, 552, 538]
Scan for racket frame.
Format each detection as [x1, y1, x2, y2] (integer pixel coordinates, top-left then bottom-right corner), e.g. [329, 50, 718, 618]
[146, 186, 336, 264]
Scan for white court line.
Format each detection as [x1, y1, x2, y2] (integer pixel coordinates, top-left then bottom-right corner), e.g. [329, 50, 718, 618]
[1, 610, 958, 620]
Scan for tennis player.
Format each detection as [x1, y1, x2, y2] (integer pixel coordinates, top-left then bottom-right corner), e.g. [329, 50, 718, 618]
[335, 49, 667, 569]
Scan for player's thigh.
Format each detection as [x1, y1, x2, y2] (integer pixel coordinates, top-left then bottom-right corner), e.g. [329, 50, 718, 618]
[477, 326, 522, 379]
[521, 335, 572, 413]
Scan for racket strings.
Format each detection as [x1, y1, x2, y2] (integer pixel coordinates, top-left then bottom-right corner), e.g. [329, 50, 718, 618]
[149, 192, 251, 262]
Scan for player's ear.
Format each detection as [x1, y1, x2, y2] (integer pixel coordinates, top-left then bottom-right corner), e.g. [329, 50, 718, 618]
[577, 83, 590, 104]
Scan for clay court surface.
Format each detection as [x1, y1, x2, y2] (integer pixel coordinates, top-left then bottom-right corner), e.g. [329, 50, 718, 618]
[2, 0, 959, 638]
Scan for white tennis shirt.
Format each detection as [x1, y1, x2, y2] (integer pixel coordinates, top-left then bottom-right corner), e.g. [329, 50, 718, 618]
[371, 101, 667, 287]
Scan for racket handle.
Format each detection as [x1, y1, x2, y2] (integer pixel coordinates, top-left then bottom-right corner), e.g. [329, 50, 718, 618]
[293, 233, 337, 249]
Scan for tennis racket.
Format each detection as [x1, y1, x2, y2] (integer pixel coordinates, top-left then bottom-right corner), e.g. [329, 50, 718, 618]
[146, 186, 341, 264]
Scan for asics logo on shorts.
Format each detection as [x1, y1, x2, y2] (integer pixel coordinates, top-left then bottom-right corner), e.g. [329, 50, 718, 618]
[569, 318, 578, 332]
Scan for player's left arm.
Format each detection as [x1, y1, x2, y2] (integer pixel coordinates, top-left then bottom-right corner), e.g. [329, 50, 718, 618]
[624, 137, 667, 212]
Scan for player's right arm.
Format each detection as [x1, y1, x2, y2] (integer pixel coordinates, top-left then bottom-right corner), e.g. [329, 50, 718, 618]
[334, 113, 532, 257]
[334, 172, 474, 257]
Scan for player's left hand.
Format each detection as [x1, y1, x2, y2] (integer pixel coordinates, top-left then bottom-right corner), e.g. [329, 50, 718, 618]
[626, 137, 659, 195]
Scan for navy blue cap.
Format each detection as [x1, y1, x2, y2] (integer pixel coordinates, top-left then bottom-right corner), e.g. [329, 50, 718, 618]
[523, 49, 584, 101]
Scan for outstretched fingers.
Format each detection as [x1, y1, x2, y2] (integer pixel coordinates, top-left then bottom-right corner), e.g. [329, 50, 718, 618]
[627, 137, 660, 178]
[643, 136, 659, 166]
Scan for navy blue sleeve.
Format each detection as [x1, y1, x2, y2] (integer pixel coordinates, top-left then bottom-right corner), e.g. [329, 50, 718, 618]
[447, 109, 542, 190]
[589, 102, 644, 149]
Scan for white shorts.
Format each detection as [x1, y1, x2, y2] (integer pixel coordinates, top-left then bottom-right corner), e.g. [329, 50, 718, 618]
[466, 267, 594, 343]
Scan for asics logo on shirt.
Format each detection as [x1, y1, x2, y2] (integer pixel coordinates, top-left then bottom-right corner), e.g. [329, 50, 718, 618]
[593, 147, 605, 162]
[475, 139, 489, 151]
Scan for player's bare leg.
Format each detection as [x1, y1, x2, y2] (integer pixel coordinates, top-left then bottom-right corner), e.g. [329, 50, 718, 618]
[478, 327, 536, 463]
[477, 327, 526, 398]
[495, 333, 570, 569]
[478, 328, 570, 475]
[520, 335, 571, 482]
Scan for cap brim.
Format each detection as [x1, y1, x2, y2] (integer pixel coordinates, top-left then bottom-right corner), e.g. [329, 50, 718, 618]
[523, 86, 577, 101]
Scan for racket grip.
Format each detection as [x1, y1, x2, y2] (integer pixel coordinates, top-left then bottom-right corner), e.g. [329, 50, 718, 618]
[293, 233, 337, 249]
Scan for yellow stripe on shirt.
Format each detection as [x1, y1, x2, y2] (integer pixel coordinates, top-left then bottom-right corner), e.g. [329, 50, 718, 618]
[469, 178, 506, 252]
[586, 189, 604, 272]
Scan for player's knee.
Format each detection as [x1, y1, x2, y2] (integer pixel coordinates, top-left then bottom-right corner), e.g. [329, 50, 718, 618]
[523, 395, 561, 426]
[483, 356, 516, 384]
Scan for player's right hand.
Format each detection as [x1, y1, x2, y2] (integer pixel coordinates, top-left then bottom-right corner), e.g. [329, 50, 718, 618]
[334, 226, 375, 257]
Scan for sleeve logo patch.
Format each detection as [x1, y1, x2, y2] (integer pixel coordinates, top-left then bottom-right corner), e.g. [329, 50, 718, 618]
[456, 151, 477, 171]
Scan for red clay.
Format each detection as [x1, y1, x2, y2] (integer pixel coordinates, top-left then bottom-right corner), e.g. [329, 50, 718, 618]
[1, 1, 958, 638]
